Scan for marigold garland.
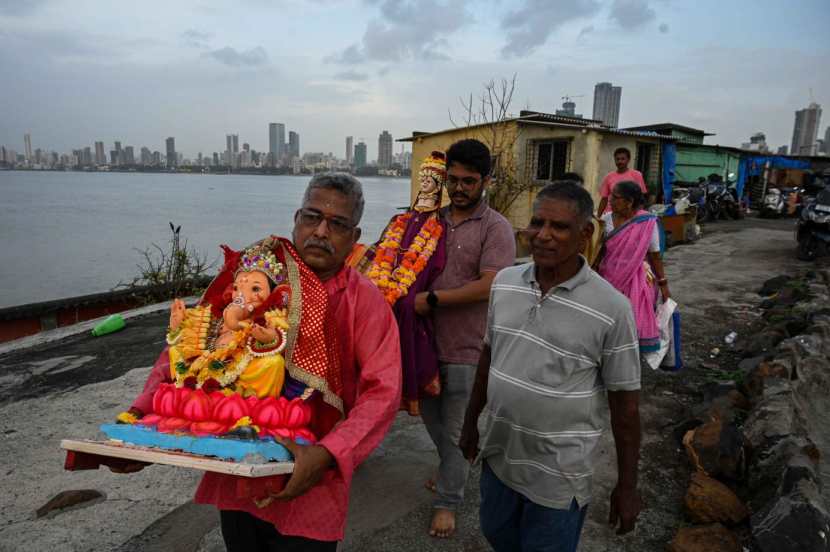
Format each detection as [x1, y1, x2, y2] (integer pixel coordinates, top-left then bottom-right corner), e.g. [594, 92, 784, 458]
[367, 213, 443, 305]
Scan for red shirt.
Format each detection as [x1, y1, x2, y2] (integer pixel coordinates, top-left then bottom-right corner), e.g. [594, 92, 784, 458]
[131, 265, 402, 541]
[599, 169, 647, 213]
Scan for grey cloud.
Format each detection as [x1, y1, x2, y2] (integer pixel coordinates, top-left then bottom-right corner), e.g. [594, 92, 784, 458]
[0, 0, 48, 16]
[203, 46, 268, 67]
[501, 0, 600, 58]
[325, 43, 366, 65]
[659, 22, 669, 33]
[182, 29, 213, 48]
[334, 70, 369, 81]
[609, 0, 656, 30]
[326, 0, 468, 64]
[577, 25, 595, 40]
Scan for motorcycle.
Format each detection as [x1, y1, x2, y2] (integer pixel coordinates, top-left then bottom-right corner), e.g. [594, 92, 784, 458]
[796, 186, 830, 261]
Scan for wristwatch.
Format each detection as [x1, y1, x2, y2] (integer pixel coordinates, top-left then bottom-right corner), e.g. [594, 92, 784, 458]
[427, 291, 439, 308]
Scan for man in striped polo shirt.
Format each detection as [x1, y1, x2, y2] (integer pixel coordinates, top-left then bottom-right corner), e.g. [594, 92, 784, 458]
[460, 181, 642, 552]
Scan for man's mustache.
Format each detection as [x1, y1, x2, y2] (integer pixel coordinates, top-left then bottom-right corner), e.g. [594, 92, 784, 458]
[304, 237, 335, 254]
[452, 192, 469, 200]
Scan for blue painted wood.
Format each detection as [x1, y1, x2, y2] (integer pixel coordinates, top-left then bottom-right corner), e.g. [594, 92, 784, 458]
[100, 424, 300, 463]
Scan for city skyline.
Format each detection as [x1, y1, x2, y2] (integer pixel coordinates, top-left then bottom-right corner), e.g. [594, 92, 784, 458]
[1, 1, 828, 158]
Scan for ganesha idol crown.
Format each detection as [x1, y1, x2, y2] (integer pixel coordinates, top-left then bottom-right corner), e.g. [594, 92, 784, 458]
[236, 246, 285, 285]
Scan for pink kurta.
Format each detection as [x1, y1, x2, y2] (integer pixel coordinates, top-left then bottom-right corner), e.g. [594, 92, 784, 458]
[131, 265, 402, 542]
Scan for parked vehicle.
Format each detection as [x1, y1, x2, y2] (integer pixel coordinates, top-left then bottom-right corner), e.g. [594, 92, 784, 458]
[796, 186, 830, 261]
[761, 187, 787, 218]
[704, 174, 741, 221]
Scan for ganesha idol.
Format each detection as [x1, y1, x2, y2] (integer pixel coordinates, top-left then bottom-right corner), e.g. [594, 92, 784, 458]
[103, 236, 344, 462]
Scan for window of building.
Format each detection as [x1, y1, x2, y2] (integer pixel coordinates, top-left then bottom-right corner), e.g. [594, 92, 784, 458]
[534, 140, 569, 181]
[636, 142, 653, 183]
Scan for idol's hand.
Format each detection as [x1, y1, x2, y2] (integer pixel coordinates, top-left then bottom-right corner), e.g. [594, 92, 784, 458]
[251, 323, 277, 344]
[169, 299, 186, 330]
[271, 438, 334, 500]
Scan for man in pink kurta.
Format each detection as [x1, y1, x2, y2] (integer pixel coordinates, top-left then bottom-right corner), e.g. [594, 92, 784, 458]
[597, 147, 647, 215]
[127, 173, 402, 551]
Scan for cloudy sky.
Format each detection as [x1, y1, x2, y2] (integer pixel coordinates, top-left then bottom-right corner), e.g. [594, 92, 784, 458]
[1, 0, 828, 160]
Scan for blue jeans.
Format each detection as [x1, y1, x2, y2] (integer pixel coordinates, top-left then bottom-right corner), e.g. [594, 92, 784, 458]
[480, 461, 588, 552]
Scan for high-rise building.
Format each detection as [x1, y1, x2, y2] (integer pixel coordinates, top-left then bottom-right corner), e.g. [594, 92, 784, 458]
[269, 123, 286, 166]
[378, 131, 393, 168]
[346, 136, 354, 165]
[354, 141, 367, 169]
[555, 99, 582, 118]
[289, 131, 300, 159]
[166, 137, 176, 168]
[124, 146, 135, 165]
[140, 147, 152, 165]
[777, 145, 789, 155]
[94, 141, 106, 165]
[823, 126, 830, 154]
[791, 102, 822, 156]
[741, 132, 769, 152]
[592, 82, 622, 127]
[213, 152, 220, 166]
[114, 141, 122, 165]
[225, 134, 239, 167]
[82, 147, 93, 166]
[24, 133, 32, 161]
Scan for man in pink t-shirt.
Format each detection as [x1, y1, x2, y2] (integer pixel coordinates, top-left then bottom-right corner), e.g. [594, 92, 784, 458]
[597, 147, 647, 216]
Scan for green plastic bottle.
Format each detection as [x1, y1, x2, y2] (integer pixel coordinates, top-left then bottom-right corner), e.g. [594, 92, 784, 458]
[91, 314, 126, 336]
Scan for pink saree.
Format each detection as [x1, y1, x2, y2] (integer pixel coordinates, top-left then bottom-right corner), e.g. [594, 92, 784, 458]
[598, 210, 660, 352]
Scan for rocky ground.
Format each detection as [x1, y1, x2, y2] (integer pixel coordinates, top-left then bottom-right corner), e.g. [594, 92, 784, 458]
[0, 215, 818, 552]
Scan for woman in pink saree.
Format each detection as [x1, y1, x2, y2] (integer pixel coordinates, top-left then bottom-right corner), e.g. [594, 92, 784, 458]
[597, 180, 670, 353]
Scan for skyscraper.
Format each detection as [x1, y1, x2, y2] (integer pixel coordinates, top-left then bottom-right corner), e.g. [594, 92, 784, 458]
[124, 146, 135, 165]
[24, 133, 32, 161]
[288, 131, 300, 158]
[824, 126, 830, 154]
[166, 137, 176, 168]
[592, 82, 622, 127]
[346, 136, 354, 165]
[269, 123, 286, 166]
[791, 102, 822, 156]
[378, 131, 393, 168]
[140, 147, 152, 165]
[354, 141, 367, 169]
[94, 141, 106, 165]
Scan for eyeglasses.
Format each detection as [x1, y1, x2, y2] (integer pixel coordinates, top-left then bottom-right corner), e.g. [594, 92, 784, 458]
[296, 208, 355, 236]
[446, 175, 482, 189]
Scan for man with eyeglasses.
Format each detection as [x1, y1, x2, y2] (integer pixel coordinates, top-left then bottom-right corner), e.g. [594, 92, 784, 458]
[413, 138, 516, 538]
[121, 173, 402, 552]
[459, 181, 642, 552]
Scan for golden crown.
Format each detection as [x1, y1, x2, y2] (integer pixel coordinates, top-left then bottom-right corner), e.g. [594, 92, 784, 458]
[236, 246, 285, 285]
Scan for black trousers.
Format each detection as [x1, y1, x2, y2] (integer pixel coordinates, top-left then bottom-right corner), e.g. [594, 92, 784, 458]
[220, 510, 338, 552]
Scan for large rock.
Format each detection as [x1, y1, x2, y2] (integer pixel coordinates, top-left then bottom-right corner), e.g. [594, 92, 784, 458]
[742, 384, 806, 452]
[667, 523, 740, 552]
[759, 275, 792, 297]
[683, 419, 745, 480]
[746, 435, 818, 512]
[743, 359, 792, 400]
[744, 329, 789, 358]
[684, 472, 748, 525]
[36, 489, 105, 519]
[751, 477, 830, 552]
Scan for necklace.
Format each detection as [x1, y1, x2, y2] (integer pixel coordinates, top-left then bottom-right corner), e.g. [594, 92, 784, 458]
[367, 212, 443, 305]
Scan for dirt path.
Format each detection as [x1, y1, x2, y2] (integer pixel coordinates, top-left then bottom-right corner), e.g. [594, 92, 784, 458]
[0, 216, 807, 552]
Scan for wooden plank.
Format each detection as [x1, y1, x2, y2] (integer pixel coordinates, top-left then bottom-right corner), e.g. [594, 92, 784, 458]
[61, 439, 294, 477]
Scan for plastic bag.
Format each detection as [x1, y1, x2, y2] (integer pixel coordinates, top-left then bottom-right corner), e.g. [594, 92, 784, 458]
[644, 299, 683, 371]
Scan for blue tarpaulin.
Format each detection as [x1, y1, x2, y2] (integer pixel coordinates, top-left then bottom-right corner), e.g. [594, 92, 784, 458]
[736, 155, 810, 198]
[662, 143, 676, 205]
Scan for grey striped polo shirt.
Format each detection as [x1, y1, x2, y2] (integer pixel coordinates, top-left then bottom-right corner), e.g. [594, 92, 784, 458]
[478, 259, 640, 509]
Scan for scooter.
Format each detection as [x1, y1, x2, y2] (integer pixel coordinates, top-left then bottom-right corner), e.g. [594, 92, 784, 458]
[761, 188, 787, 218]
[796, 186, 830, 261]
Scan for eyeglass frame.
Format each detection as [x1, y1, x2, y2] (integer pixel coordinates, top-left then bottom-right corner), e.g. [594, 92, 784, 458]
[295, 207, 356, 236]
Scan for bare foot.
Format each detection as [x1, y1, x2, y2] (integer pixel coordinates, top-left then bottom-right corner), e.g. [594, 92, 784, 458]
[429, 508, 456, 538]
[424, 477, 437, 493]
